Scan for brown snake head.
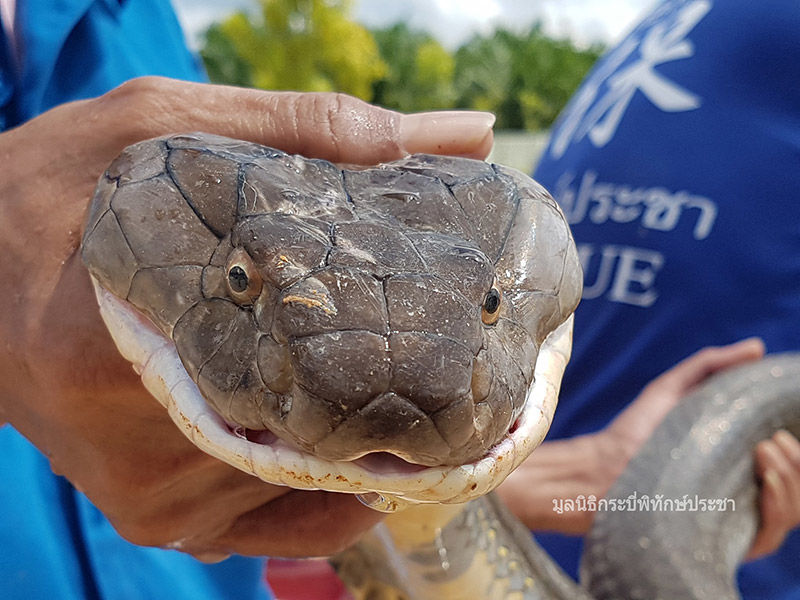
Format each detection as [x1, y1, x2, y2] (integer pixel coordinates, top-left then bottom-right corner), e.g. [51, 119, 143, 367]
[82, 133, 581, 467]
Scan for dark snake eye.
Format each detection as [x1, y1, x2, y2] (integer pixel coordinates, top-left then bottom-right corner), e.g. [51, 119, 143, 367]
[226, 248, 263, 305]
[228, 266, 249, 293]
[482, 286, 502, 325]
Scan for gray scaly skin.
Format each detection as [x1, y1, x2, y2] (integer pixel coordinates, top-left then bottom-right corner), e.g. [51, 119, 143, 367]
[81, 132, 581, 467]
[583, 354, 800, 600]
[81, 133, 798, 599]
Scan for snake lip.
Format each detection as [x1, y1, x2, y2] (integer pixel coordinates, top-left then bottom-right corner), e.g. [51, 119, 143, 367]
[351, 452, 430, 476]
[236, 424, 430, 475]
[236, 428, 427, 475]
[92, 279, 572, 506]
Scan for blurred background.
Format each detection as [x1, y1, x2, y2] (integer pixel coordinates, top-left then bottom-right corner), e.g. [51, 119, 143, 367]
[171, 0, 658, 173]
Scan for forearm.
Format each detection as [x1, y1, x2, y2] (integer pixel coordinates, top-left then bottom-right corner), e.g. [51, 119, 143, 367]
[0, 79, 498, 557]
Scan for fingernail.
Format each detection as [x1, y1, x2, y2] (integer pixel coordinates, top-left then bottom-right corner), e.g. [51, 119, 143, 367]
[399, 111, 495, 157]
[764, 469, 781, 489]
[774, 429, 800, 463]
[194, 551, 233, 563]
[774, 429, 795, 443]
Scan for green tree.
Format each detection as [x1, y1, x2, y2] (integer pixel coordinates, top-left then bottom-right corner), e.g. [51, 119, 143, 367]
[452, 31, 515, 121]
[201, 8, 601, 131]
[202, 24, 254, 88]
[454, 26, 602, 130]
[201, 0, 386, 100]
[371, 23, 456, 113]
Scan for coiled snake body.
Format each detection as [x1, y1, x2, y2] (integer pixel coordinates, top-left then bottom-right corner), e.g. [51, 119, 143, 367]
[81, 133, 799, 599]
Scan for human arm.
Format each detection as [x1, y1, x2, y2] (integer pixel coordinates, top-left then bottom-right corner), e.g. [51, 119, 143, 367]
[0, 77, 494, 560]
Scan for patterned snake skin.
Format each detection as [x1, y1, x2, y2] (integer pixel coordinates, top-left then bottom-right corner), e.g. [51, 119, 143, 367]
[81, 133, 798, 599]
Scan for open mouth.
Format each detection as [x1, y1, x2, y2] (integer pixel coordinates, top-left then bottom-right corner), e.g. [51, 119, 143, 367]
[236, 427, 429, 476]
[91, 278, 572, 506]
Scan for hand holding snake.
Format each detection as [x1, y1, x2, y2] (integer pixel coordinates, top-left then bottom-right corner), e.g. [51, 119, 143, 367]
[0, 78, 494, 560]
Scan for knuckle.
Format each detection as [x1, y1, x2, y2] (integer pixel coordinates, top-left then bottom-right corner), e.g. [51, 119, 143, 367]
[297, 92, 342, 132]
[109, 497, 201, 548]
[772, 459, 792, 479]
[261, 90, 398, 163]
[104, 76, 169, 105]
[92, 76, 176, 140]
[692, 346, 719, 364]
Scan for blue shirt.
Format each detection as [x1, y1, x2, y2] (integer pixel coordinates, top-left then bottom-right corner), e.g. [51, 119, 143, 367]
[0, 1, 270, 598]
[533, 0, 800, 597]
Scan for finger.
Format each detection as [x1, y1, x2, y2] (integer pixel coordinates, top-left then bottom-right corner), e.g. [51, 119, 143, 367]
[105, 464, 292, 548]
[756, 437, 800, 507]
[98, 77, 495, 164]
[211, 490, 386, 558]
[748, 439, 794, 559]
[649, 338, 765, 396]
[748, 466, 786, 559]
[162, 539, 232, 564]
[192, 551, 233, 564]
[772, 430, 800, 470]
[765, 432, 800, 520]
[149, 467, 292, 545]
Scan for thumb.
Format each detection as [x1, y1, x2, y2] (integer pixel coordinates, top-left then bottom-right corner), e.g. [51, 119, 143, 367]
[647, 337, 766, 398]
[607, 338, 766, 449]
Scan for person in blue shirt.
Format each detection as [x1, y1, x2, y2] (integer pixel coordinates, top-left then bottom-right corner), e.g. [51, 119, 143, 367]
[0, 1, 494, 597]
[500, 0, 800, 598]
[2, 0, 794, 598]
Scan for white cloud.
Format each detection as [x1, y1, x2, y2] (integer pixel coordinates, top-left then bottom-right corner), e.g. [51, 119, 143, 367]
[172, 0, 660, 50]
[353, 0, 659, 48]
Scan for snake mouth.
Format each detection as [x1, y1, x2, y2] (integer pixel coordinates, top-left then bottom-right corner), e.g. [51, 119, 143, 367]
[92, 279, 572, 505]
[236, 428, 429, 476]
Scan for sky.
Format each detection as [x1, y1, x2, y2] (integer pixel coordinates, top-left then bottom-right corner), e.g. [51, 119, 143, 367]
[172, 0, 660, 50]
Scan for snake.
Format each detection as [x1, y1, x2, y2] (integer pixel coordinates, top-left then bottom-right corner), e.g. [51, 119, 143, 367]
[80, 132, 799, 599]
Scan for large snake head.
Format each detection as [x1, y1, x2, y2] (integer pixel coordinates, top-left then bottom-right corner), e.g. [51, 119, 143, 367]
[82, 133, 581, 468]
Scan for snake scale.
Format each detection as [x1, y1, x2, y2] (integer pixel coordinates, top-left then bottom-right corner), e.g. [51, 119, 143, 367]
[81, 132, 799, 599]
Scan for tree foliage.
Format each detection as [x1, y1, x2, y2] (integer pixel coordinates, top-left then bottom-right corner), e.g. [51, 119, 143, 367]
[371, 23, 456, 113]
[200, 4, 603, 131]
[453, 27, 603, 129]
[201, 0, 386, 100]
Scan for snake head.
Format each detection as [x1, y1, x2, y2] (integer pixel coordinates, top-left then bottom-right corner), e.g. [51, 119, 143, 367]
[82, 134, 581, 468]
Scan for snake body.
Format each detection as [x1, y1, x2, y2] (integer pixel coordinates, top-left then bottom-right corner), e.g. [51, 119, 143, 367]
[81, 133, 798, 599]
[583, 354, 800, 599]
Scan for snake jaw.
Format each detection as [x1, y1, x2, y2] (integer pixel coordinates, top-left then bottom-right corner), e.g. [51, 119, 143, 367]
[91, 277, 572, 505]
[82, 135, 581, 504]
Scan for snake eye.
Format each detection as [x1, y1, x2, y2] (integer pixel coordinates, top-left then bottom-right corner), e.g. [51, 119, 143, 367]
[228, 266, 248, 292]
[226, 248, 262, 305]
[481, 285, 502, 325]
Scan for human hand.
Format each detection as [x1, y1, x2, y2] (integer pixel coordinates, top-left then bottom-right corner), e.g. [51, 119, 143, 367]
[747, 429, 800, 560]
[601, 338, 800, 560]
[0, 77, 495, 560]
[601, 337, 766, 461]
[499, 338, 766, 534]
